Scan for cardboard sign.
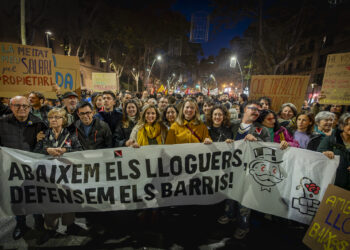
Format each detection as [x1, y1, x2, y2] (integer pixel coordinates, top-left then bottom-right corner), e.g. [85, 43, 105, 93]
[0, 42, 55, 98]
[320, 52, 350, 105]
[303, 184, 350, 249]
[92, 72, 116, 92]
[250, 75, 310, 112]
[53, 54, 81, 96]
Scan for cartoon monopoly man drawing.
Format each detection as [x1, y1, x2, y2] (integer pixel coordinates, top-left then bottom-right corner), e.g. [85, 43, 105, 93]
[249, 147, 287, 192]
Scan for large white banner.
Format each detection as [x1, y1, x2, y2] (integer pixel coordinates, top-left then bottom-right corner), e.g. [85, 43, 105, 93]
[0, 141, 339, 225]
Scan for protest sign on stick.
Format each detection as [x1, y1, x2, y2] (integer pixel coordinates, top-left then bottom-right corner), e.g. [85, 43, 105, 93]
[0, 42, 55, 98]
[53, 54, 81, 96]
[250, 75, 310, 112]
[319, 52, 350, 105]
[92, 73, 116, 92]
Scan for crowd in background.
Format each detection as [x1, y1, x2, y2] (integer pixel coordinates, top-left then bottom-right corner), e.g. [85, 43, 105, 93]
[0, 88, 349, 244]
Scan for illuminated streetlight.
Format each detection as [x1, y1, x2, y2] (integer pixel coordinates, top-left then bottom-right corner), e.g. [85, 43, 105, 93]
[230, 56, 244, 89]
[146, 55, 162, 88]
[45, 31, 52, 48]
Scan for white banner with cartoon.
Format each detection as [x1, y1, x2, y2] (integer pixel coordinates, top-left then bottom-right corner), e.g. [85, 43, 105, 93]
[0, 141, 339, 225]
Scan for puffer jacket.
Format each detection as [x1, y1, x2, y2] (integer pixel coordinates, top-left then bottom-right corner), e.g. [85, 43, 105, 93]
[75, 118, 112, 150]
[34, 127, 82, 154]
[0, 113, 46, 151]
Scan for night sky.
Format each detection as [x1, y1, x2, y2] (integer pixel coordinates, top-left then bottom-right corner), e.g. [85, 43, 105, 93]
[171, 0, 251, 58]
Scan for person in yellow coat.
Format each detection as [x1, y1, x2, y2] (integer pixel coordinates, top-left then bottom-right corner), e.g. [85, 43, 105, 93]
[129, 104, 167, 147]
[166, 98, 210, 144]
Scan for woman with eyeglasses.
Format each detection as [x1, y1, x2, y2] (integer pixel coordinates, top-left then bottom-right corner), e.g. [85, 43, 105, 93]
[114, 99, 141, 147]
[256, 109, 299, 149]
[34, 107, 83, 244]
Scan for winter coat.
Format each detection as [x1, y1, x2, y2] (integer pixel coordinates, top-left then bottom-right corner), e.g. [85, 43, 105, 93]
[231, 120, 271, 142]
[307, 132, 325, 151]
[317, 129, 350, 190]
[34, 127, 82, 154]
[208, 125, 234, 142]
[165, 120, 210, 144]
[0, 113, 46, 152]
[113, 120, 136, 147]
[95, 108, 123, 133]
[30, 105, 52, 126]
[274, 126, 300, 147]
[74, 118, 112, 150]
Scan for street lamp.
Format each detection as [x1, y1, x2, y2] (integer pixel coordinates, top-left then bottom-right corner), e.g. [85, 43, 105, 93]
[45, 31, 52, 48]
[210, 74, 218, 89]
[230, 56, 244, 89]
[146, 55, 162, 88]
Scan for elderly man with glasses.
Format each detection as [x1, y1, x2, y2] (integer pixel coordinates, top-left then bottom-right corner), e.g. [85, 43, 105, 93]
[0, 96, 47, 240]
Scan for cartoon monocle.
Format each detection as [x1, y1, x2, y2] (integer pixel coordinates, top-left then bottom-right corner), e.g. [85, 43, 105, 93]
[249, 147, 287, 192]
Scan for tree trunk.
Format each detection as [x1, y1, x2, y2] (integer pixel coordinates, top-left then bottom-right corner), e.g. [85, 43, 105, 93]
[20, 0, 26, 45]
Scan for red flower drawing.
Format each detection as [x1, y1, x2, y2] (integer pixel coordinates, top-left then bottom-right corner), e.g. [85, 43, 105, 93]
[305, 183, 320, 195]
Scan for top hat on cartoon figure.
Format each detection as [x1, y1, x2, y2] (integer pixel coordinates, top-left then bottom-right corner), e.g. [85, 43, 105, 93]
[249, 147, 287, 191]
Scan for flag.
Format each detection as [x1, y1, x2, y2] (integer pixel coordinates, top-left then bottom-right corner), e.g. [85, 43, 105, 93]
[157, 84, 165, 93]
[185, 88, 189, 95]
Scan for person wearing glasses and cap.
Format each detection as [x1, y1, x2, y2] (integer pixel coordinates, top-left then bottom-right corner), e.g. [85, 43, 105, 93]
[0, 96, 47, 240]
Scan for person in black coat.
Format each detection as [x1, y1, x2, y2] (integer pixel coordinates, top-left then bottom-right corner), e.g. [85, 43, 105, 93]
[113, 99, 140, 147]
[0, 96, 47, 240]
[75, 101, 112, 149]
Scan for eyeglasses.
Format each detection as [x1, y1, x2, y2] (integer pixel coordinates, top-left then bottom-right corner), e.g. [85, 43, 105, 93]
[48, 116, 63, 120]
[11, 104, 30, 110]
[247, 107, 259, 112]
[78, 111, 93, 116]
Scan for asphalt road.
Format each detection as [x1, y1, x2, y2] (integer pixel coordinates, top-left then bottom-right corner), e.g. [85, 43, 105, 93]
[0, 203, 310, 249]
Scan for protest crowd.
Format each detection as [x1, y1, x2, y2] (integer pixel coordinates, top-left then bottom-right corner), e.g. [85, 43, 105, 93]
[0, 87, 349, 246]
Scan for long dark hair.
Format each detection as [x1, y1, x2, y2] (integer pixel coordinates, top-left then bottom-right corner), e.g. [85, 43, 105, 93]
[122, 99, 140, 128]
[162, 104, 178, 124]
[294, 112, 315, 135]
[256, 109, 279, 132]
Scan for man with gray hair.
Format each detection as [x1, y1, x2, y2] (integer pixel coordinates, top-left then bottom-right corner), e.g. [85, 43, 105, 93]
[0, 96, 47, 240]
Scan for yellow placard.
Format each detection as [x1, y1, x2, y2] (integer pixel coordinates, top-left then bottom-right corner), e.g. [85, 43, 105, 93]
[92, 73, 116, 92]
[320, 52, 350, 105]
[249, 75, 310, 112]
[0, 42, 55, 98]
[53, 54, 81, 97]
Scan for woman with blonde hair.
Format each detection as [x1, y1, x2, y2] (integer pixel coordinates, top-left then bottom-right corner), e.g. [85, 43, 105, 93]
[166, 98, 210, 144]
[34, 108, 83, 244]
[129, 104, 167, 147]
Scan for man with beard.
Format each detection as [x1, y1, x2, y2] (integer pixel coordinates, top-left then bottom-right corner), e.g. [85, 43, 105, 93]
[218, 100, 270, 240]
[61, 92, 79, 132]
[28, 91, 51, 126]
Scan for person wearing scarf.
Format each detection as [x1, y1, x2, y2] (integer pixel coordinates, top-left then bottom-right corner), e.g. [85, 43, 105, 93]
[129, 104, 167, 147]
[166, 99, 210, 144]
